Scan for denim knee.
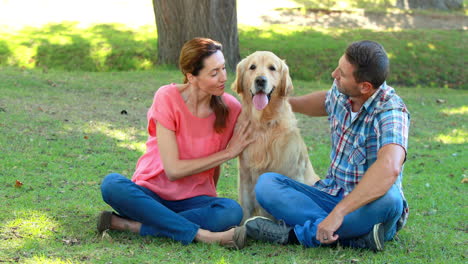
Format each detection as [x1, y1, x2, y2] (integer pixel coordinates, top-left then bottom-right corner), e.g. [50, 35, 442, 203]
[378, 186, 404, 220]
[374, 185, 404, 240]
[255, 172, 284, 209]
[212, 199, 243, 231]
[218, 198, 243, 227]
[101, 173, 127, 203]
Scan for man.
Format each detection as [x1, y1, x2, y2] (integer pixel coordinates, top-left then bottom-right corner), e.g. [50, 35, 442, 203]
[240, 40, 410, 251]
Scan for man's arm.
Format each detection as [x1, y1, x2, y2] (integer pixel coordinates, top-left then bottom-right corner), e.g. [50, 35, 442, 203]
[289, 90, 328, 116]
[316, 144, 406, 244]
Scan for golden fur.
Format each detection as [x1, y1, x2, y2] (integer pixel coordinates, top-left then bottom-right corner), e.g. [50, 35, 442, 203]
[232, 51, 320, 221]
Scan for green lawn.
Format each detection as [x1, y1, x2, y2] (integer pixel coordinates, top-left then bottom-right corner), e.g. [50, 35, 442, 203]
[0, 67, 466, 263]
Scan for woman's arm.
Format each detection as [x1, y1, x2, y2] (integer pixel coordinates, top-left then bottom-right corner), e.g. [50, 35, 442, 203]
[157, 120, 254, 181]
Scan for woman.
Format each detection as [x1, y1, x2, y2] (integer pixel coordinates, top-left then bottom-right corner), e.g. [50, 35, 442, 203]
[98, 38, 253, 249]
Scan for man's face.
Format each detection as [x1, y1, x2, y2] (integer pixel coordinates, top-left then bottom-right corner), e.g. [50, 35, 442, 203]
[331, 55, 361, 97]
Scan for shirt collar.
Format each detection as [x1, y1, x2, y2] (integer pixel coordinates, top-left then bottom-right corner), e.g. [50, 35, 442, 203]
[361, 82, 387, 114]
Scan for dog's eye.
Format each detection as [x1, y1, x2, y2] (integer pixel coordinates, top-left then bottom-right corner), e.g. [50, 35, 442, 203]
[249, 64, 256, 70]
[269, 65, 276, 71]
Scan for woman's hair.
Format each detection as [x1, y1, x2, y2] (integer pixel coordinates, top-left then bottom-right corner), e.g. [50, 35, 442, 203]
[345, 40, 389, 89]
[179, 37, 229, 134]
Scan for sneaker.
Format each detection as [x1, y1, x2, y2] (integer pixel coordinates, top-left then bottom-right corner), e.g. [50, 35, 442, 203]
[244, 216, 292, 245]
[347, 223, 385, 252]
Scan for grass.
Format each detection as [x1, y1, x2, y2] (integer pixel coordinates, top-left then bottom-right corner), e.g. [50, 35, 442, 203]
[0, 22, 466, 89]
[0, 66, 467, 263]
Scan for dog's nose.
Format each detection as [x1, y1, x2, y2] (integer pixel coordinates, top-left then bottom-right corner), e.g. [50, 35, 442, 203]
[255, 76, 267, 90]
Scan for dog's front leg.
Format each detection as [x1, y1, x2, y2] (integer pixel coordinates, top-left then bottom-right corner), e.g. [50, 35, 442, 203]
[239, 181, 255, 223]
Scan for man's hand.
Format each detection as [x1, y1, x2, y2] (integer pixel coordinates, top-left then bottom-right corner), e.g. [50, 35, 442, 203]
[316, 210, 343, 244]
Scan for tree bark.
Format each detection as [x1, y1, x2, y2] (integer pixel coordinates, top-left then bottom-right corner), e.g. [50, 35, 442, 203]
[396, 0, 463, 10]
[152, 0, 240, 71]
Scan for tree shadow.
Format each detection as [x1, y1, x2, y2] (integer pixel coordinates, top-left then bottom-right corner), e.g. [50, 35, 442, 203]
[14, 22, 157, 72]
[32, 23, 96, 71]
[88, 24, 158, 71]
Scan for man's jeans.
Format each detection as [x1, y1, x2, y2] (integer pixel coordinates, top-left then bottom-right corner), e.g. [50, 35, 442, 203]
[255, 172, 404, 247]
[101, 173, 243, 245]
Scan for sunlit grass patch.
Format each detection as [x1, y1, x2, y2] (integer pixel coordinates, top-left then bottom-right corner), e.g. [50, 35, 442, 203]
[82, 120, 146, 153]
[22, 256, 74, 264]
[435, 129, 467, 144]
[2, 210, 58, 239]
[0, 210, 59, 254]
[441, 105, 468, 115]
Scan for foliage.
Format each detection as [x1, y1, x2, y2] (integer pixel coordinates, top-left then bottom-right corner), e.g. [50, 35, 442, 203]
[0, 22, 466, 89]
[0, 67, 466, 263]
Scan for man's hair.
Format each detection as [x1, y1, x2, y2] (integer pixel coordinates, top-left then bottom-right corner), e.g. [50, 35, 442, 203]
[345, 40, 389, 89]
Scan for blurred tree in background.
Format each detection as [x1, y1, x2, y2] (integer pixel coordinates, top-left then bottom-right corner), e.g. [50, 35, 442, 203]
[152, 0, 240, 70]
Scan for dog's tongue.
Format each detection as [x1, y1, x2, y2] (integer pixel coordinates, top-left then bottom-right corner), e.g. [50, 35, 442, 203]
[253, 93, 269, 110]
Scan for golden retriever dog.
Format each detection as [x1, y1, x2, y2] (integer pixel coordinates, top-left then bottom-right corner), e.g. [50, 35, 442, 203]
[232, 51, 320, 221]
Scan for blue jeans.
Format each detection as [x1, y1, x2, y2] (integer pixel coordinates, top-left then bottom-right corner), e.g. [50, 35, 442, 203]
[255, 173, 404, 247]
[100, 173, 243, 245]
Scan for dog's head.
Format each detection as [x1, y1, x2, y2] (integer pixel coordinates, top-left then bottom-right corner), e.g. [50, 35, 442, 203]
[232, 51, 292, 111]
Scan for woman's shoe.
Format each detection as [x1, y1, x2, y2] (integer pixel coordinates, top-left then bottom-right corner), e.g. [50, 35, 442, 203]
[97, 211, 113, 234]
[221, 226, 247, 250]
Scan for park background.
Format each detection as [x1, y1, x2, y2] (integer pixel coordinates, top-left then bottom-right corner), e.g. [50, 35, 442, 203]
[0, 0, 467, 263]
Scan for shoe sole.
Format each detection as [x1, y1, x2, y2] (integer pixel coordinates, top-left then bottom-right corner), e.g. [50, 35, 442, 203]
[373, 223, 384, 251]
[243, 216, 272, 226]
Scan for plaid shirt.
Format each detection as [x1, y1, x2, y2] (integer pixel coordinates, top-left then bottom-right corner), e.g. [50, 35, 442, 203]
[316, 81, 410, 230]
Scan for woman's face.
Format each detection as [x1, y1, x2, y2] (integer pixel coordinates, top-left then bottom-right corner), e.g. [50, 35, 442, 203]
[192, 50, 227, 97]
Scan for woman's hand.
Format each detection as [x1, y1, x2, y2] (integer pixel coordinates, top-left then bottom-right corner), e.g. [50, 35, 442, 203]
[157, 120, 254, 181]
[225, 120, 255, 159]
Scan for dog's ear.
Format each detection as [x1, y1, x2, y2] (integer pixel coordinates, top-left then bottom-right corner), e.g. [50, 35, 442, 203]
[279, 59, 293, 97]
[231, 57, 247, 94]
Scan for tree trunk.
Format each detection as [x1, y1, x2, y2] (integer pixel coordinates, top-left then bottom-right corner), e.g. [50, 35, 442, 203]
[396, 0, 463, 10]
[152, 0, 240, 71]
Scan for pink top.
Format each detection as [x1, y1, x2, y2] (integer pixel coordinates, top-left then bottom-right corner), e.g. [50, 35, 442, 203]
[132, 83, 241, 200]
